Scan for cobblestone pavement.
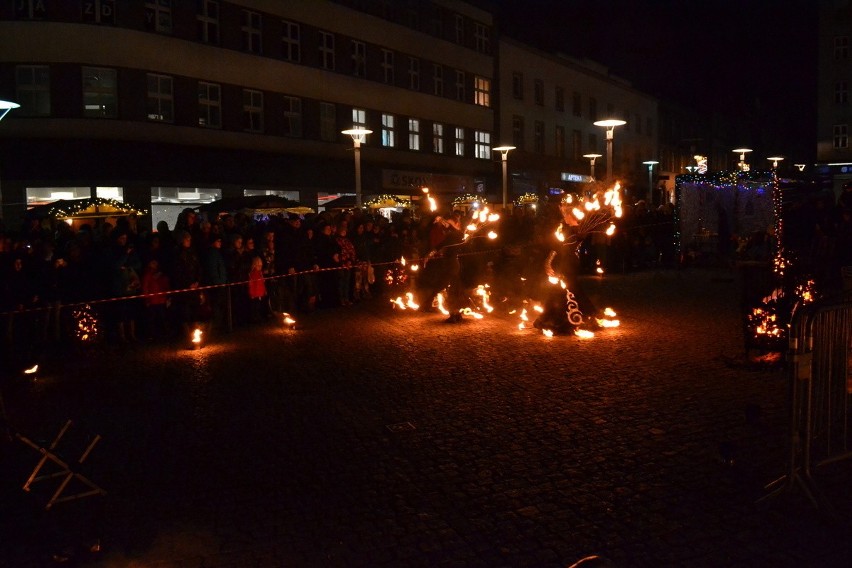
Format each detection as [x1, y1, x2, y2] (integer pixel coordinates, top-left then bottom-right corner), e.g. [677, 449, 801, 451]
[1, 267, 850, 567]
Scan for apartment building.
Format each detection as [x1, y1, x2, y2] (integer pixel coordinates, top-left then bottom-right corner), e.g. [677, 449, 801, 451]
[496, 38, 658, 204]
[817, 0, 852, 194]
[0, 0, 496, 229]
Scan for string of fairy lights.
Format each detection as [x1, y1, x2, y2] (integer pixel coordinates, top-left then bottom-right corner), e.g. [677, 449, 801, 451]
[46, 197, 147, 219]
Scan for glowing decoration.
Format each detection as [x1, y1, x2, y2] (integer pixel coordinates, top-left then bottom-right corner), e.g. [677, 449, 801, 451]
[46, 197, 147, 220]
[72, 304, 100, 343]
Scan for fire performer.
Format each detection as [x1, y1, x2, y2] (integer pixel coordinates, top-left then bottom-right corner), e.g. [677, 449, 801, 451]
[418, 211, 465, 321]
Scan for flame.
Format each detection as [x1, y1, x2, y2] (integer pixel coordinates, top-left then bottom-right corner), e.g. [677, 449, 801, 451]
[606, 224, 616, 236]
[574, 329, 595, 339]
[519, 308, 529, 322]
[596, 318, 620, 328]
[572, 207, 585, 220]
[282, 312, 297, 328]
[466, 223, 477, 232]
[405, 292, 419, 310]
[475, 285, 494, 313]
[548, 276, 560, 285]
[488, 213, 500, 222]
[410, 264, 419, 271]
[192, 328, 203, 344]
[391, 296, 407, 309]
[428, 195, 437, 211]
[603, 307, 617, 317]
[542, 329, 554, 337]
[555, 224, 565, 242]
[436, 292, 450, 315]
[24, 364, 38, 375]
[461, 308, 484, 319]
[533, 304, 544, 313]
[400, 257, 406, 266]
[487, 231, 498, 239]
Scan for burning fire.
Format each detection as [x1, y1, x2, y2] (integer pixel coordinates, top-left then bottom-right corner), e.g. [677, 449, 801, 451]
[192, 328, 203, 344]
[282, 312, 297, 329]
[390, 292, 420, 310]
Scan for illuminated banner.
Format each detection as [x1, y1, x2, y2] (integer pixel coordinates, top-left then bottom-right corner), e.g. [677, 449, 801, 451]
[560, 172, 593, 183]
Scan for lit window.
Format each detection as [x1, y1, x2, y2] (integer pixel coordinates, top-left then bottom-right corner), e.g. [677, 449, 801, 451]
[82, 67, 117, 118]
[474, 76, 490, 107]
[352, 108, 366, 128]
[382, 113, 395, 147]
[474, 131, 491, 159]
[409, 119, 420, 151]
[454, 127, 464, 157]
[197, 81, 221, 128]
[147, 73, 173, 122]
[433, 123, 444, 154]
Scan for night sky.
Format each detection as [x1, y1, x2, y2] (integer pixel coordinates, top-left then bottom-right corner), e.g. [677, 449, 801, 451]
[488, 0, 819, 161]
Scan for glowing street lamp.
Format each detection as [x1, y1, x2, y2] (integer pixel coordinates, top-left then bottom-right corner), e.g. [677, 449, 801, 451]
[767, 156, 784, 169]
[493, 145, 516, 210]
[593, 119, 626, 182]
[583, 153, 602, 180]
[642, 160, 659, 203]
[342, 127, 373, 208]
[733, 148, 752, 171]
[0, 99, 20, 121]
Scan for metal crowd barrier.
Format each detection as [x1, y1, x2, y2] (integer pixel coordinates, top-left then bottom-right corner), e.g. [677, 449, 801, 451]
[763, 287, 852, 511]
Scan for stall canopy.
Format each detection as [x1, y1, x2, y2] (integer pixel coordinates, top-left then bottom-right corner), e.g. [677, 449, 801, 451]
[26, 197, 147, 220]
[197, 195, 312, 217]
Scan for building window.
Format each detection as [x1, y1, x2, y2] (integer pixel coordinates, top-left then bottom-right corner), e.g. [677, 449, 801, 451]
[454, 127, 464, 157]
[455, 70, 465, 102]
[409, 118, 420, 151]
[197, 81, 221, 128]
[82, 0, 116, 25]
[474, 22, 489, 53]
[555, 87, 564, 112]
[534, 79, 544, 106]
[589, 97, 597, 122]
[534, 121, 544, 154]
[197, 0, 219, 44]
[836, 81, 849, 104]
[352, 41, 366, 77]
[82, 67, 117, 118]
[572, 129, 582, 161]
[352, 108, 366, 128]
[15, 0, 47, 19]
[243, 89, 263, 132]
[319, 31, 335, 70]
[572, 91, 582, 117]
[15, 65, 50, 117]
[433, 123, 444, 154]
[198, 82, 222, 128]
[474, 130, 491, 160]
[408, 57, 420, 91]
[512, 72, 523, 99]
[512, 115, 524, 150]
[433, 64, 443, 97]
[145, 0, 171, 33]
[382, 113, 395, 147]
[241, 10, 262, 53]
[555, 125, 565, 158]
[835, 36, 849, 60]
[282, 20, 300, 62]
[146, 73, 173, 122]
[283, 96, 302, 137]
[382, 50, 394, 84]
[474, 76, 490, 107]
[834, 124, 848, 149]
[320, 102, 336, 141]
[454, 14, 464, 45]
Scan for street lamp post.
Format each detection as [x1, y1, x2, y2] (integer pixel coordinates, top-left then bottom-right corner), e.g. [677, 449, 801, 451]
[0, 100, 20, 222]
[767, 156, 784, 169]
[642, 160, 659, 204]
[733, 148, 752, 171]
[583, 153, 602, 180]
[342, 127, 373, 208]
[493, 145, 516, 211]
[593, 119, 626, 182]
